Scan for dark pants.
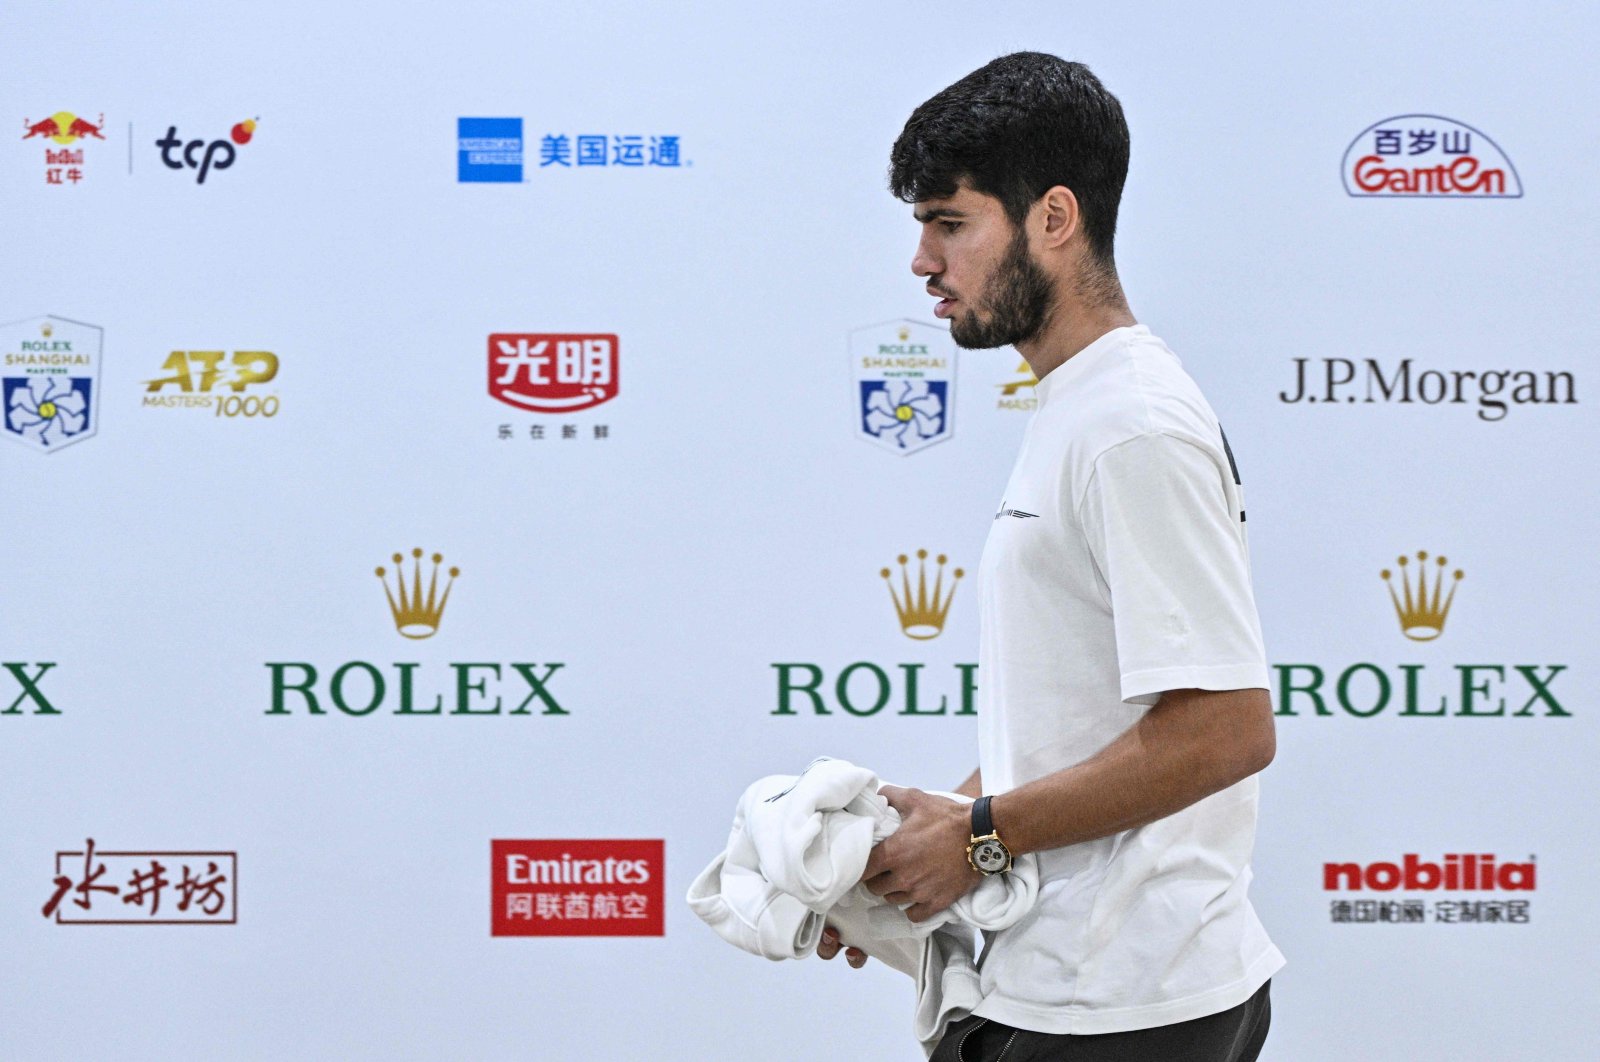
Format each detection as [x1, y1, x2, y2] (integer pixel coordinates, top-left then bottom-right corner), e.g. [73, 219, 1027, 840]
[931, 981, 1271, 1062]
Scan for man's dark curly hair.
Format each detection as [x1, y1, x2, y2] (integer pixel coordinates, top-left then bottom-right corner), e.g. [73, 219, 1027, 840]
[889, 52, 1130, 269]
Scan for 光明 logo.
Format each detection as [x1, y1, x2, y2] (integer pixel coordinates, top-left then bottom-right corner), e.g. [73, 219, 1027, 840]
[377, 549, 459, 639]
[1382, 551, 1463, 642]
[2, 316, 101, 452]
[156, 119, 256, 184]
[1342, 115, 1522, 197]
[22, 110, 104, 185]
[852, 319, 954, 455]
[489, 333, 618, 413]
[459, 118, 523, 183]
[881, 550, 963, 640]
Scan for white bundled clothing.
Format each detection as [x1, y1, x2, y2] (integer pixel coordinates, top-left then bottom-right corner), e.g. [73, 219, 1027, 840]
[687, 758, 1039, 1054]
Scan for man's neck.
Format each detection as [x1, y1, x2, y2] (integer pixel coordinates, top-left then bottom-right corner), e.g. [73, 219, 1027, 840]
[1015, 291, 1137, 382]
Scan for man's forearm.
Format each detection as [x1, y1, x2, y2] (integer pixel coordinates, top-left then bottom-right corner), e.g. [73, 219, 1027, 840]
[989, 687, 1274, 857]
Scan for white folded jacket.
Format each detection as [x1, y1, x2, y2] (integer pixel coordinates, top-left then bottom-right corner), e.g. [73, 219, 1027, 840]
[687, 757, 1040, 1055]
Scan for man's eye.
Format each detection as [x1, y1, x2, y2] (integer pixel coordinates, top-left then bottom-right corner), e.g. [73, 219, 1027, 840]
[941, 221, 962, 233]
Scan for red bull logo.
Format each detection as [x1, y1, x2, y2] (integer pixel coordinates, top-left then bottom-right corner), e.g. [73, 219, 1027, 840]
[156, 119, 257, 184]
[1342, 115, 1522, 198]
[21, 111, 103, 144]
[22, 111, 104, 186]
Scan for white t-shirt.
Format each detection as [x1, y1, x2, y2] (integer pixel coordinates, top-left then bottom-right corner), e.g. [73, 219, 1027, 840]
[972, 323, 1284, 1035]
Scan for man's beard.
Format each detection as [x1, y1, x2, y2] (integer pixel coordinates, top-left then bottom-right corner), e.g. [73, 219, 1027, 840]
[948, 227, 1054, 350]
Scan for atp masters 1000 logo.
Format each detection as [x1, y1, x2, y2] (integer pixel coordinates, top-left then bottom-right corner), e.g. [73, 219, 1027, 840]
[143, 350, 280, 419]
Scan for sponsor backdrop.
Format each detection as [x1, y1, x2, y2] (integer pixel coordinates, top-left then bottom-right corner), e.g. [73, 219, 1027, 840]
[3, 1, 1596, 1059]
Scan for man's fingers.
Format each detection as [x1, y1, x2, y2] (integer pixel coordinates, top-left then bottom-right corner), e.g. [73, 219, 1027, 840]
[862, 840, 890, 880]
[845, 948, 867, 968]
[878, 784, 918, 814]
[818, 927, 840, 960]
[862, 870, 894, 897]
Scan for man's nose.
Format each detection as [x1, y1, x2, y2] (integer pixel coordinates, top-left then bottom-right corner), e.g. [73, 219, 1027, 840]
[911, 233, 941, 278]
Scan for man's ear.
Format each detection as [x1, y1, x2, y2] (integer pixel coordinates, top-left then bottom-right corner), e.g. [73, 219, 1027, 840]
[1036, 185, 1080, 249]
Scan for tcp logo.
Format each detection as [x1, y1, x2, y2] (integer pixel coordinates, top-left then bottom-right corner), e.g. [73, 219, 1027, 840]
[156, 119, 258, 184]
[1342, 115, 1522, 198]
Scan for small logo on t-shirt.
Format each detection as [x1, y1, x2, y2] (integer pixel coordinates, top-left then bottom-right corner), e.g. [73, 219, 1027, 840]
[994, 501, 1038, 521]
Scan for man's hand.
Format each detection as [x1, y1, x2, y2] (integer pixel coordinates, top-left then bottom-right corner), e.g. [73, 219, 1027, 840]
[860, 786, 981, 923]
[816, 926, 867, 969]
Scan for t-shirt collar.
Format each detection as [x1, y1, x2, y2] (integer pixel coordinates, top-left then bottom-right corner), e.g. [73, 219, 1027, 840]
[1031, 323, 1148, 407]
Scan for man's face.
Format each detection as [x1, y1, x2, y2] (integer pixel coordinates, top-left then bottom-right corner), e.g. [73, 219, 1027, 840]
[911, 186, 1054, 350]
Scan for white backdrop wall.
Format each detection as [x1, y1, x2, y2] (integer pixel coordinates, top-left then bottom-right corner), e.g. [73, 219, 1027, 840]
[3, 2, 1597, 1059]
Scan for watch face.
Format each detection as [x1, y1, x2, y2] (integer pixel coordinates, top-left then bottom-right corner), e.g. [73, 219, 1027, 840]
[973, 839, 1009, 874]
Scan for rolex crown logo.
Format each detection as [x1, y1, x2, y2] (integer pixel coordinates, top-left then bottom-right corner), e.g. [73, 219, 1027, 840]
[896, 326, 910, 342]
[881, 549, 963, 640]
[376, 548, 459, 639]
[1381, 550, 1463, 642]
[41, 322, 54, 338]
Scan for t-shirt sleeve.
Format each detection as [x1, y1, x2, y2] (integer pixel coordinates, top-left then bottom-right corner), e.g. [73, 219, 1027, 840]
[1077, 431, 1270, 705]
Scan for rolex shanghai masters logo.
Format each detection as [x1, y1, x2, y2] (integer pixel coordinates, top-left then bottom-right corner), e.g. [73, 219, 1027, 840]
[3, 315, 101, 452]
[852, 320, 954, 455]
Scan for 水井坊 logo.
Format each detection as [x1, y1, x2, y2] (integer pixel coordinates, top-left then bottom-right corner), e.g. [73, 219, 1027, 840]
[851, 319, 954, 455]
[2, 315, 101, 452]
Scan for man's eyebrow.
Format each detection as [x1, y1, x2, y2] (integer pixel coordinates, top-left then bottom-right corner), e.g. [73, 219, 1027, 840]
[913, 207, 967, 223]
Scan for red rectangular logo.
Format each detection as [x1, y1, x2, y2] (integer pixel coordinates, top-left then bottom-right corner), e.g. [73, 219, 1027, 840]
[491, 839, 663, 937]
[488, 333, 619, 413]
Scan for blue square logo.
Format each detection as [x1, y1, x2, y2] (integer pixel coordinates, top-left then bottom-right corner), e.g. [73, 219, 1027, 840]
[458, 117, 523, 183]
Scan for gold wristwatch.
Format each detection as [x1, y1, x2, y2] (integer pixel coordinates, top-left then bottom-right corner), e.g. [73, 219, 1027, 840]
[965, 795, 1013, 875]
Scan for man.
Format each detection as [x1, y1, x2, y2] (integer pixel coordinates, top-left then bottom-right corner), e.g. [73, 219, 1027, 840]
[816, 53, 1283, 1061]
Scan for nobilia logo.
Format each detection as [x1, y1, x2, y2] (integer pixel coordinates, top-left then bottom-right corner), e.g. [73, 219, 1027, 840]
[1342, 115, 1522, 197]
[1324, 854, 1536, 892]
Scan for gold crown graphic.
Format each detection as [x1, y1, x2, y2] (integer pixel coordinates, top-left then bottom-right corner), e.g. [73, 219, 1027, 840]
[376, 548, 459, 639]
[897, 326, 910, 342]
[881, 549, 963, 640]
[41, 322, 53, 338]
[1381, 550, 1463, 642]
